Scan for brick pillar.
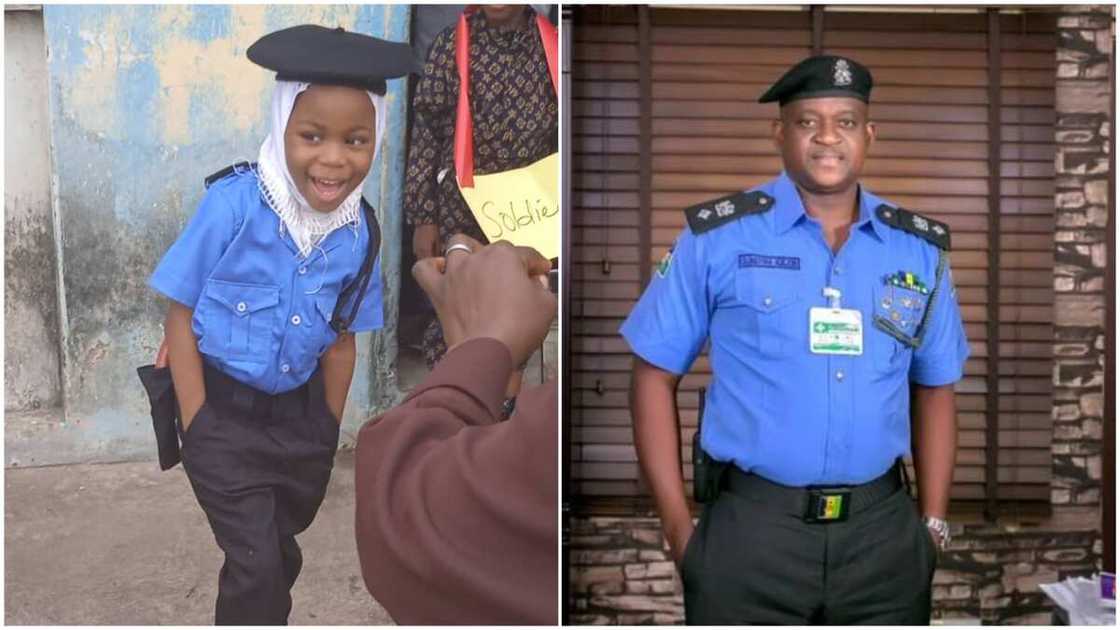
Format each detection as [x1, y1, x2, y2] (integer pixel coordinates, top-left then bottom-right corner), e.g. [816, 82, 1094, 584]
[1052, 6, 1110, 511]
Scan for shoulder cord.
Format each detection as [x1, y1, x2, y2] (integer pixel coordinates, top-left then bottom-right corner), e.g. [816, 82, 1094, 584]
[913, 249, 948, 346]
[329, 198, 381, 334]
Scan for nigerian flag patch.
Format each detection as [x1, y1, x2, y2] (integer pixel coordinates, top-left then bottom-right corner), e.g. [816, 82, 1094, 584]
[656, 247, 674, 278]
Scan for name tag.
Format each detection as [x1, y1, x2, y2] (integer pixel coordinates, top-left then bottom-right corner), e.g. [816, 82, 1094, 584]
[809, 307, 863, 355]
[739, 253, 800, 270]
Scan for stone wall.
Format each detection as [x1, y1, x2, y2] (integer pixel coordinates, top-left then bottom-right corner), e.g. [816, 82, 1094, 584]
[569, 5, 1112, 625]
[1051, 7, 1111, 512]
[569, 516, 683, 625]
[570, 512, 1103, 625]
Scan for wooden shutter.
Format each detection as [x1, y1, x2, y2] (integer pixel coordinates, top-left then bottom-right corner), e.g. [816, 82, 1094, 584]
[825, 12, 993, 502]
[571, 6, 645, 497]
[993, 11, 1057, 503]
[648, 9, 813, 498]
[822, 10, 1056, 505]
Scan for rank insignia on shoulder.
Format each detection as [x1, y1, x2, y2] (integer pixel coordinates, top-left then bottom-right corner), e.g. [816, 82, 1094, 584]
[685, 190, 775, 235]
[875, 204, 951, 250]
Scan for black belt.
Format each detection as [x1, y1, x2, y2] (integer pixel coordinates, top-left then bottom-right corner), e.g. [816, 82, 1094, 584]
[722, 462, 903, 523]
[202, 363, 323, 422]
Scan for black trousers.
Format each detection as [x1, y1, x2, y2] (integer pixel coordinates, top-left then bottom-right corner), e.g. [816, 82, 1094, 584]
[179, 365, 340, 625]
[681, 472, 938, 625]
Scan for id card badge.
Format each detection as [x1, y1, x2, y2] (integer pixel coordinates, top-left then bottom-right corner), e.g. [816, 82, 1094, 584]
[809, 307, 864, 355]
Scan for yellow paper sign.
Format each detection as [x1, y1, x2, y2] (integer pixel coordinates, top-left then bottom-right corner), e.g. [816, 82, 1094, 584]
[458, 153, 559, 260]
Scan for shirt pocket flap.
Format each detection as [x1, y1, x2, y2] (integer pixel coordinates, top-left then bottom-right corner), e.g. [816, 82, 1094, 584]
[205, 280, 279, 318]
[735, 275, 800, 314]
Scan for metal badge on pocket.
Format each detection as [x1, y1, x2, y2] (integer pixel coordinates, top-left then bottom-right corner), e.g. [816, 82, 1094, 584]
[873, 271, 928, 347]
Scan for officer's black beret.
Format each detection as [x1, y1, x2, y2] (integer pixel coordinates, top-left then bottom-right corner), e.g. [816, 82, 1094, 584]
[758, 55, 873, 106]
[247, 24, 414, 95]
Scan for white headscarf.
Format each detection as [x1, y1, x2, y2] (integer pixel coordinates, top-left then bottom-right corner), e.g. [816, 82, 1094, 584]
[256, 80, 387, 258]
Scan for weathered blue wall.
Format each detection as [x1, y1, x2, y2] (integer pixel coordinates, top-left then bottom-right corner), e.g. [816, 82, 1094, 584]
[5, 9, 62, 416]
[12, 5, 410, 466]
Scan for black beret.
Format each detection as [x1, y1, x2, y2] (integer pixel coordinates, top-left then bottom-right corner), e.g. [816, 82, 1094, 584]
[758, 55, 873, 106]
[247, 24, 414, 95]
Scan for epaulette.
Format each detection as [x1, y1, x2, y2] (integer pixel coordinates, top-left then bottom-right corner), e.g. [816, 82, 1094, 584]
[684, 190, 775, 234]
[204, 161, 255, 189]
[875, 204, 951, 251]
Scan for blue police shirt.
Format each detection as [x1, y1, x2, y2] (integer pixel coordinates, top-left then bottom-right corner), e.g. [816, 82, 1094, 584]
[150, 169, 384, 395]
[620, 171, 970, 486]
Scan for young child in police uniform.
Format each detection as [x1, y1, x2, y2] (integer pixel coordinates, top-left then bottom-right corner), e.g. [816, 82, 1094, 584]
[146, 25, 411, 624]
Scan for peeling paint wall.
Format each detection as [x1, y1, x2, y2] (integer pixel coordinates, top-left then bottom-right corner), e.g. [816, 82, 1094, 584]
[7, 5, 410, 467]
[5, 10, 63, 414]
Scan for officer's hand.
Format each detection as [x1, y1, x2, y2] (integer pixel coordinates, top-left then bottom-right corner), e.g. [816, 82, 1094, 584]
[668, 521, 696, 569]
[412, 234, 554, 367]
[412, 223, 440, 261]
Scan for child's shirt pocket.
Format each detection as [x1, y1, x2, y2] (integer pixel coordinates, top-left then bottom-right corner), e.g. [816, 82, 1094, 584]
[196, 279, 280, 364]
[275, 294, 342, 368]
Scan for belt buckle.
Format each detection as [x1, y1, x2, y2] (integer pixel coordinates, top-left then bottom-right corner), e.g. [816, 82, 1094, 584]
[805, 488, 851, 523]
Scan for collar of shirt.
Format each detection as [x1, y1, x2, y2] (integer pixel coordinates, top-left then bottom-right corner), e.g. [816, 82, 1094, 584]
[768, 170, 888, 244]
[471, 8, 538, 50]
[271, 206, 355, 265]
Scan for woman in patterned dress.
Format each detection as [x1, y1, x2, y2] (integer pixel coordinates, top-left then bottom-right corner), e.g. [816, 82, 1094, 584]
[404, 4, 558, 367]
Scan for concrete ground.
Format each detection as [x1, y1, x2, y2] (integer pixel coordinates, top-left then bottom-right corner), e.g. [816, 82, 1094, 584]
[5, 330, 556, 624]
[4, 450, 394, 625]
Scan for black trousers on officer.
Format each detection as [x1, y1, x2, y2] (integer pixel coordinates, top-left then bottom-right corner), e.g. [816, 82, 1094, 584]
[179, 364, 340, 625]
[680, 470, 938, 625]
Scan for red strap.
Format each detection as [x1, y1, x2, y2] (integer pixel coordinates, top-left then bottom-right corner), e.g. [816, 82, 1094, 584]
[454, 11, 559, 189]
[454, 13, 474, 187]
[537, 14, 559, 95]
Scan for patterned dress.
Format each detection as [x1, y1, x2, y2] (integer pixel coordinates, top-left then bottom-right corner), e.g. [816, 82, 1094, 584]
[404, 8, 558, 367]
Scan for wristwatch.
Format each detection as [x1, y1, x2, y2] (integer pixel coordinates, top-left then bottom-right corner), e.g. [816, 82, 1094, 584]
[922, 515, 951, 551]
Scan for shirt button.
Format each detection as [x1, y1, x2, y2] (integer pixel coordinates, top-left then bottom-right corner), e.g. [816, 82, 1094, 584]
[236, 301, 247, 313]
[836, 370, 845, 381]
[763, 296, 773, 307]
[280, 364, 290, 374]
[834, 267, 842, 275]
[291, 315, 302, 326]
[298, 266, 308, 275]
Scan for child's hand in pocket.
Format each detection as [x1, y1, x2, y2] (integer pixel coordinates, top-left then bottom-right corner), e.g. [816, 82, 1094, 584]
[155, 337, 169, 368]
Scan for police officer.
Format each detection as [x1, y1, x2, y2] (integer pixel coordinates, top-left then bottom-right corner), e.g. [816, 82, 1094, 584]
[621, 55, 969, 624]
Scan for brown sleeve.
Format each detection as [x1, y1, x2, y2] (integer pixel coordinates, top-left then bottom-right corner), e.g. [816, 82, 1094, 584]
[354, 337, 558, 625]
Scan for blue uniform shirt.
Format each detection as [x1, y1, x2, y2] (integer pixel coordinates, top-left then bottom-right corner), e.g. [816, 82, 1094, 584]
[620, 172, 970, 486]
[151, 169, 384, 394]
